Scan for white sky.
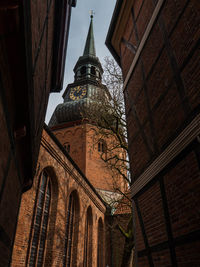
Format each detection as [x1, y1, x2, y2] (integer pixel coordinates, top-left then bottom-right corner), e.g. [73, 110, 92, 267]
[45, 0, 116, 123]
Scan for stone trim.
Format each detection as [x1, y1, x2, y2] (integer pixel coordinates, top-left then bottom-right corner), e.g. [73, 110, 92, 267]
[41, 135, 106, 213]
[131, 114, 200, 197]
[123, 0, 165, 92]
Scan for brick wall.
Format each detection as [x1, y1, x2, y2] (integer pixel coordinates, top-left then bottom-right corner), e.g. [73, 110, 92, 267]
[0, 1, 72, 266]
[52, 124, 87, 173]
[133, 142, 200, 266]
[52, 123, 127, 194]
[123, 0, 200, 180]
[11, 129, 106, 267]
[111, 0, 200, 265]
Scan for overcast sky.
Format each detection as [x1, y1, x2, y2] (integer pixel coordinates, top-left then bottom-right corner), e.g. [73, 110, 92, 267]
[45, 0, 116, 123]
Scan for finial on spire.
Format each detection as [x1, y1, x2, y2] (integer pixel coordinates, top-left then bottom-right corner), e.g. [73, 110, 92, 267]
[83, 11, 96, 56]
[89, 10, 95, 19]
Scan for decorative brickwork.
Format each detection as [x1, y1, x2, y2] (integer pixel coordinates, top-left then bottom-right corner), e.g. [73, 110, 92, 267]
[52, 123, 127, 198]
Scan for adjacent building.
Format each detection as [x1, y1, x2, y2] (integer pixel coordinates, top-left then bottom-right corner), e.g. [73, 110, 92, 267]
[0, 1, 76, 266]
[106, 0, 200, 266]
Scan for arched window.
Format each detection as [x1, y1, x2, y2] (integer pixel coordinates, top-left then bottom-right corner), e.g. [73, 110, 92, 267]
[64, 143, 70, 153]
[91, 66, 96, 75]
[84, 207, 93, 267]
[80, 66, 86, 75]
[28, 171, 51, 267]
[98, 140, 106, 153]
[63, 191, 79, 267]
[97, 218, 104, 267]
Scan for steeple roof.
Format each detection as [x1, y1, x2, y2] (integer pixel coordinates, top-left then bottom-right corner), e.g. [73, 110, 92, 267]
[83, 15, 96, 57]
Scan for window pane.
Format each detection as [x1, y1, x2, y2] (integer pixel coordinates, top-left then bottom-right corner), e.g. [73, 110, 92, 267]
[29, 173, 51, 267]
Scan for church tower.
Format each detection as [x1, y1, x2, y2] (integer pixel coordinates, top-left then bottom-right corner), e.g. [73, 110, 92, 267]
[49, 15, 126, 201]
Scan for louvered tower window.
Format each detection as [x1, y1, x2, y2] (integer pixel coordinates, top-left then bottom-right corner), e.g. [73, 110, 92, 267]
[91, 66, 96, 75]
[29, 172, 51, 267]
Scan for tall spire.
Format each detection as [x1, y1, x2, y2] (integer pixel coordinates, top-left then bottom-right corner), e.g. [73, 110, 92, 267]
[83, 13, 96, 57]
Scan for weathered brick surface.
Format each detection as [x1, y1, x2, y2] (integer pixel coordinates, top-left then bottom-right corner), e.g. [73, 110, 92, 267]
[146, 48, 173, 109]
[53, 124, 126, 194]
[169, 1, 200, 69]
[116, 0, 200, 265]
[161, 0, 188, 36]
[124, 0, 200, 178]
[127, 61, 143, 104]
[53, 125, 87, 173]
[125, 108, 139, 143]
[141, 23, 164, 78]
[128, 134, 150, 178]
[11, 129, 106, 267]
[153, 82, 185, 150]
[32, 0, 55, 135]
[164, 151, 200, 238]
[133, 0, 144, 21]
[120, 12, 137, 78]
[31, 0, 48, 60]
[134, 88, 148, 124]
[138, 182, 168, 246]
[0, 1, 72, 266]
[138, 255, 150, 267]
[133, 202, 145, 252]
[175, 240, 200, 267]
[121, 44, 135, 79]
[181, 48, 200, 110]
[152, 249, 171, 266]
[136, 0, 155, 41]
[0, 58, 24, 267]
[143, 121, 155, 154]
[0, 96, 11, 190]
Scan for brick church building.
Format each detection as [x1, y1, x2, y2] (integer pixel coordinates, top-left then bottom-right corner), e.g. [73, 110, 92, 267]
[106, 0, 200, 266]
[11, 15, 129, 267]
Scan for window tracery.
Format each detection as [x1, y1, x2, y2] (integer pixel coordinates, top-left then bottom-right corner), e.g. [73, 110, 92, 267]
[29, 172, 51, 267]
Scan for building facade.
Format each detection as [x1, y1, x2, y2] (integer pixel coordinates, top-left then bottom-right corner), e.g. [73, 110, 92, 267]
[11, 126, 106, 267]
[106, 0, 200, 266]
[49, 15, 127, 202]
[11, 15, 130, 267]
[0, 1, 76, 266]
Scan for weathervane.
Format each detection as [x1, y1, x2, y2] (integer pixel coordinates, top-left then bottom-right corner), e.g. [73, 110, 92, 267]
[89, 10, 95, 18]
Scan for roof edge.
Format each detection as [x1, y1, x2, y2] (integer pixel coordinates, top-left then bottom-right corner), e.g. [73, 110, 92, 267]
[44, 123, 107, 208]
[105, 0, 123, 67]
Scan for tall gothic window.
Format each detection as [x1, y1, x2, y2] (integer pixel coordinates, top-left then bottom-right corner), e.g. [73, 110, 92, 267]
[29, 171, 51, 267]
[97, 218, 104, 267]
[83, 206, 93, 267]
[63, 191, 79, 267]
